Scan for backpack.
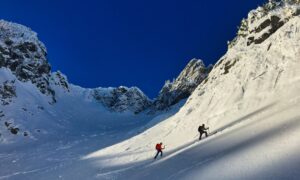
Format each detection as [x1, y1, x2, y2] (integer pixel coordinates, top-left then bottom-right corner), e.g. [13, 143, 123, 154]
[155, 144, 161, 150]
[198, 126, 202, 132]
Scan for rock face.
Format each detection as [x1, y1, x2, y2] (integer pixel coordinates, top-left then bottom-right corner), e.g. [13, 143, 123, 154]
[92, 86, 152, 114]
[0, 80, 16, 105]
[0, 20, 55, 103]
[230, 0, 300, 48]
[153, 59, 211, 110]
[51, 71, 70, 92]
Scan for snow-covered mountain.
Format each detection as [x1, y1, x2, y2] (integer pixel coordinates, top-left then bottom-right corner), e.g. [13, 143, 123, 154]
[0, 20, 152, 142]
[80, 1, 300, 179]
[153, 59, 211, 110]
[1, 1, 300, 180]
[0, 19, 207, 143]
[0, 19, 152, 110]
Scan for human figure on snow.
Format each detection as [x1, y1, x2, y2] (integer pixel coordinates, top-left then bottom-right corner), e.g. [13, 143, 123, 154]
[198, 124, 209, 140]
[154, 142, 165, 159]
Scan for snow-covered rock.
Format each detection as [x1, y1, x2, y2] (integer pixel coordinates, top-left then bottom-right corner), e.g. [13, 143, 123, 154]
[153, 59, 211, 110]
[50, 71, 70, 92]
[92, 86, 152, 114]
[231, 0, 300, 48]
[0, 20, 54, 102]
[0, 79, 16, 105]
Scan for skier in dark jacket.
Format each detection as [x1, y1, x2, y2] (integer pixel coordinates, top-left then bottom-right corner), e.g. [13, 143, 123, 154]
[154, 142, 165, 159]
[198, 124, 209, 140]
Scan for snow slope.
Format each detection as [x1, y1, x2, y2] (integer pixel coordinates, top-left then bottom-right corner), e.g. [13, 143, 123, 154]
[0, 81, 183, 179]
[101, 97, 300, 180]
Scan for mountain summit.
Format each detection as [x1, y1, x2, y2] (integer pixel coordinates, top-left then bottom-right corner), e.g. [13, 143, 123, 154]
[154, 59, 211, 110]
[0, 20, 54, 102]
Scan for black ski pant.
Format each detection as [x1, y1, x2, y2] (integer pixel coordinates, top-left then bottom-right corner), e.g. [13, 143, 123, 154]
[199, 131, 208, 140]
[154, 150, 163, 159]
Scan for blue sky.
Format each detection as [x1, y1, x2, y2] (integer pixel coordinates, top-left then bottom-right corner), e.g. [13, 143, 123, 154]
[0, 0, 265, 98]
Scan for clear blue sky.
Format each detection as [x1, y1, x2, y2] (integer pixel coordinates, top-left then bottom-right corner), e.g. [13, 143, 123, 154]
[0, 0, 265, 98]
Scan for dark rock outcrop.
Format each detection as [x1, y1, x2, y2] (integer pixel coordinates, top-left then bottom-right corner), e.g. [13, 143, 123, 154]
[51, 71, 70, 92]
[247, 15, 285, 45]
[0, 80, 16, 105]
[231, 1, 300, 48]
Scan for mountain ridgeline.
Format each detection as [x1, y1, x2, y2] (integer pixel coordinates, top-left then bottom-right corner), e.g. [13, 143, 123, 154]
[0, 19, 211, 115]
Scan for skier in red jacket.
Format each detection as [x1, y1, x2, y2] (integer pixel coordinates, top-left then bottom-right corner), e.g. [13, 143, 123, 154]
[154, 142, 165, 159]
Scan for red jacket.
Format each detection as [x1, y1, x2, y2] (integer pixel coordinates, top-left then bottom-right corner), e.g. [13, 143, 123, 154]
[156, 144, 163, 151]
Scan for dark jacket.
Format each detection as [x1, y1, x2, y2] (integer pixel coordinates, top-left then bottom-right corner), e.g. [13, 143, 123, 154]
[198, 125, 208, 132]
